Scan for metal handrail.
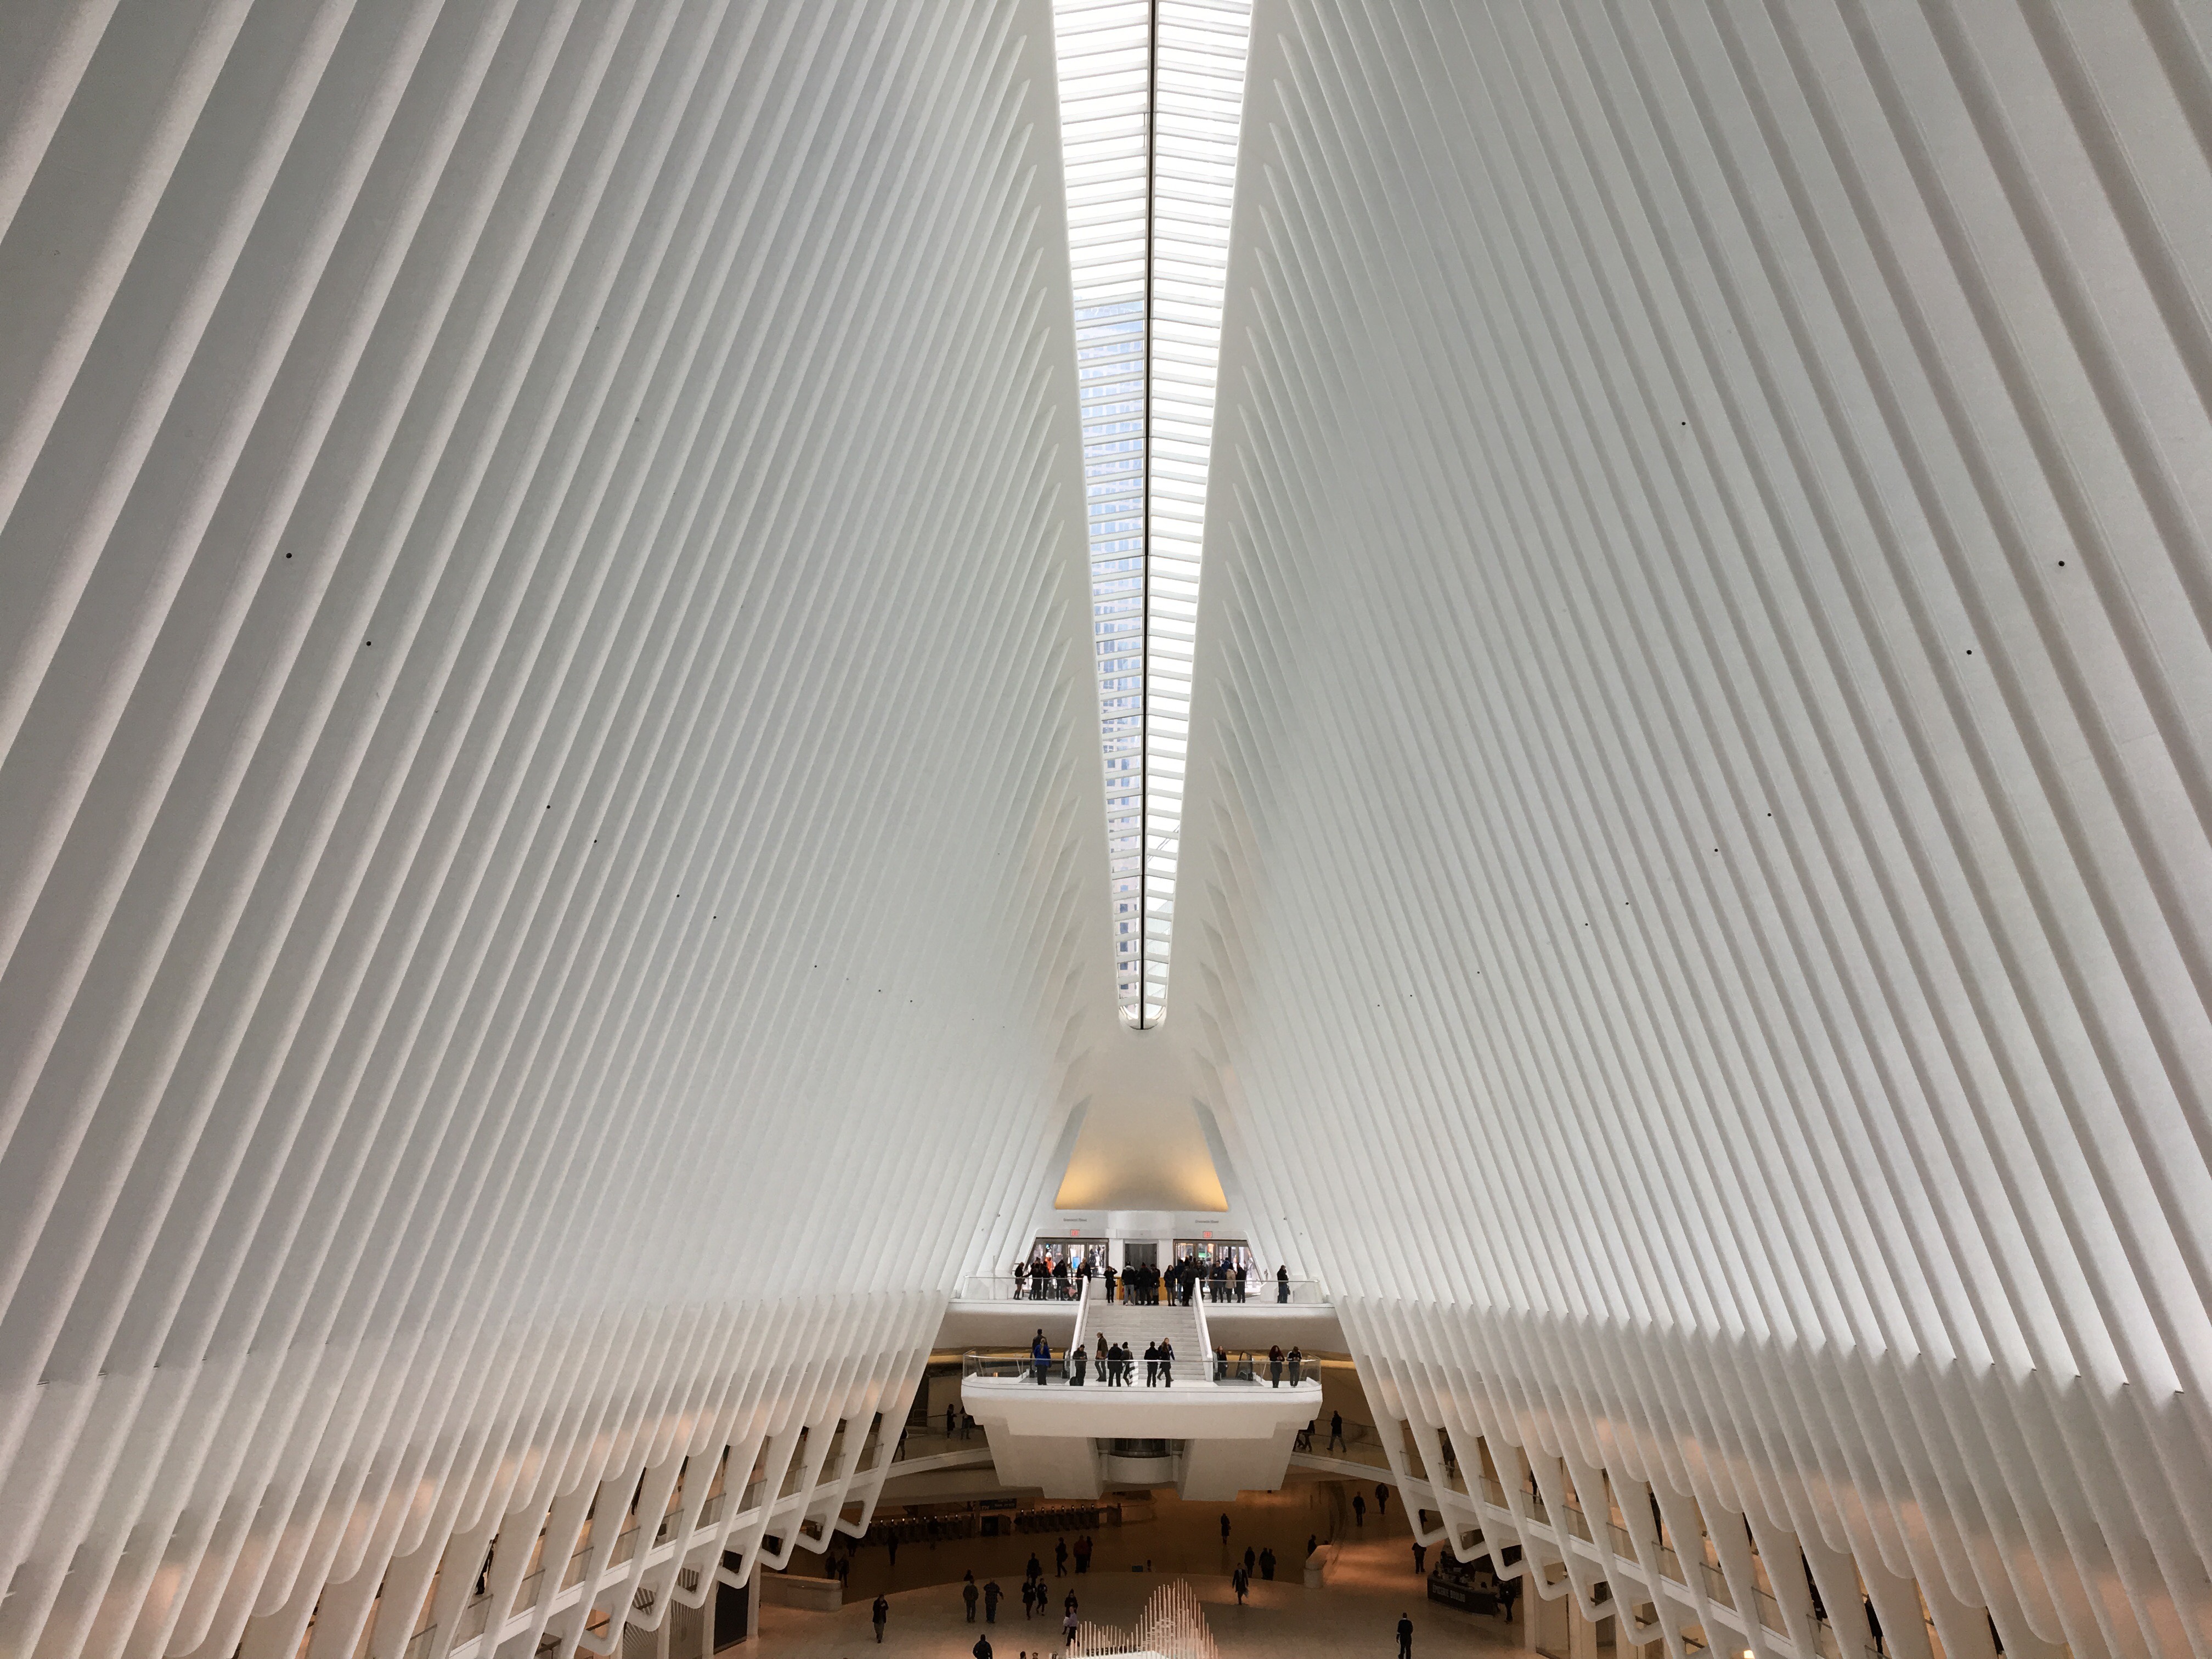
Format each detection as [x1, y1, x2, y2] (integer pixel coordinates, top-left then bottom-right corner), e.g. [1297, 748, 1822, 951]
[957, 1274, 1087, 1302]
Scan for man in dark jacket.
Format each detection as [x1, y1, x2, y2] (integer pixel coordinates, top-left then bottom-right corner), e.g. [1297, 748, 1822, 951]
[983, 1579, 1002, 1622]
[1397, 1611, 1415, 1657]
[872, 1594, 889, 1642]
[963, 1574, 979, 1620]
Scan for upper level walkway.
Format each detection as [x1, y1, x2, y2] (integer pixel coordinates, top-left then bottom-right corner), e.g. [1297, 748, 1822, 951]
[957, 1279, 1323, 1501]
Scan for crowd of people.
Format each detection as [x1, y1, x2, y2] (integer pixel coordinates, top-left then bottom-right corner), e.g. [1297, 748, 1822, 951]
[1014, 1252, 1293, 1305]
[1020, 1330, 1190, 1386]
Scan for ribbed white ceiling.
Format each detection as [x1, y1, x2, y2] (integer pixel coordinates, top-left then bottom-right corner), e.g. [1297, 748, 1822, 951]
[1173, 4, 2212, 1659]
[0, 3, 1110, 1656]
[4, 3, 2211, 1659]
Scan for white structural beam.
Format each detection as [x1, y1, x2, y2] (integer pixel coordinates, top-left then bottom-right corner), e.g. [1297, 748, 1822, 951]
[1171, 5, 2212, 1659]
[0, 3, 1113, 1656]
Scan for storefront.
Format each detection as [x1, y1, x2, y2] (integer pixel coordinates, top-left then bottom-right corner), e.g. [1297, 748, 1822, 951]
[1029, 1237, 1109, 1272]
[1172, 1238, 1252, 1272]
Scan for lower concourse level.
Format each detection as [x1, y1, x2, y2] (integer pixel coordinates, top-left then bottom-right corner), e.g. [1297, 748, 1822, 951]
[757, 1479, 1533, 1659]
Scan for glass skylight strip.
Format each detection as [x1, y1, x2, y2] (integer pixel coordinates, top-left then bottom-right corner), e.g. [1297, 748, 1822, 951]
[1056, 0, 1250, 1028]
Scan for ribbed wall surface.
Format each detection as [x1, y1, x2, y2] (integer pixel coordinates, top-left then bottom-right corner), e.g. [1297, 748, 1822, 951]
[0, 3, 1111, 1656]
[1175, 5, 2212, 1659]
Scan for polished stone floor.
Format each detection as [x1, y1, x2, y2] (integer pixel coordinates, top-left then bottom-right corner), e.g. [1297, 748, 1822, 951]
[756, 1483, 1541, 1658]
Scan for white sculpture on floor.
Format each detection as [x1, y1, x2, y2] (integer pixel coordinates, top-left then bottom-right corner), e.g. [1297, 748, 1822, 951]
[1067, 1578, 1219, 1659]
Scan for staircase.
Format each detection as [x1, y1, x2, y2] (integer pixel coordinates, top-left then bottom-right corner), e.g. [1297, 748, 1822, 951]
[1073, 1288, 1210, 1386]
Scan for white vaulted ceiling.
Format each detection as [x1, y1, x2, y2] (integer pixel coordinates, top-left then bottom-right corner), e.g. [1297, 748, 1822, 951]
[0, 2, 1114, 1655]
[5, 3, 2212, 1659]
[1171, 5, 2212, 1659]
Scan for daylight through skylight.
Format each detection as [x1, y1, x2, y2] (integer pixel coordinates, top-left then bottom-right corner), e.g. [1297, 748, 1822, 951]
[1054, 0, 1250, 1028]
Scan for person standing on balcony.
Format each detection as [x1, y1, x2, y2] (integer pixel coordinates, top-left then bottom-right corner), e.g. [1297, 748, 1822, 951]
[1277, 1263, 1290, 1302]
[1070, 1343, 1087, 1386]
[1103, 1262, 1118, 1302]
[1268, 1344, 1283, 1386]
[1159, 1339, 1175, 1386]
[1143, 1340, 1160, 1387]
[1014, 1262, 1028, 1298]
[1031, 1331, 1051, 1385]
[1288, 1346, 1304, 1385]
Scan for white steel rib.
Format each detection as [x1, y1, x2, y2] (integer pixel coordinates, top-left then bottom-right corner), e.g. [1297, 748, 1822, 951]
[1171, 7, 2212, 1659]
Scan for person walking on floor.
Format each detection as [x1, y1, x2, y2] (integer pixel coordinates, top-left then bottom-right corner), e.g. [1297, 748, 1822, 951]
[1259, 1545, 1276, 1581]
[1028, 1551, 1042, 1582]
[1354, 1492, 1367, 1528]
[1062, 1607, 1079, 1647]
[1413, 1540, 1427, 1574]
[1243, 1545, 1255, 1577]
[887, 1533, 899, 1569]
[964, 1573, 979, 1621]
[974, 1637, 993, 1659]
[1022, 1580, 1036, 1620]
[1329, 1410, 1345, 1450]
[872, 1594, 889, 1643]
[1232, 1565, 1249, 1605]
[1377, 1482, 1391, 1517]
[1056, 1538, 1069, 1577]
[984, 1579, 1002, 1623]
[1397, 1611, 1415, 1658]
[1268, 1344, 1283, 1386]
[1074, 1535, 1092, 1573]
[1220, 1514, 1232, 1546]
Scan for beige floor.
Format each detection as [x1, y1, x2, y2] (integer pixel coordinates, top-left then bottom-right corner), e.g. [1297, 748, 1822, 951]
[757, 1484, 1539, 1659]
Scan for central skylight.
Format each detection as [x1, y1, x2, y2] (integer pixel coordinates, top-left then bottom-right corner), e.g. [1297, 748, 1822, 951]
[1054, 0, 1251, 1028]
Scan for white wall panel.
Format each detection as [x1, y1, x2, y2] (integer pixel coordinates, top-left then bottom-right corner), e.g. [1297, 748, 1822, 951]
[1173, 5, 2212, 1659]
[0, 2, 1112, 1655]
